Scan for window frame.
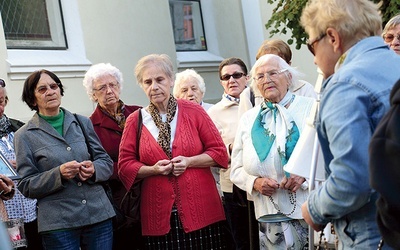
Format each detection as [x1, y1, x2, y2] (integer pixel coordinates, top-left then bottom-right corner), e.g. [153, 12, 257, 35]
[3, 0, 91, 80]
[172, 0, 223, 70]
[169, 0, 207, 52]
[3, 0, 68, 50]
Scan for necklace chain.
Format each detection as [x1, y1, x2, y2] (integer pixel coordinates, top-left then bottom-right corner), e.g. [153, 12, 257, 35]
[268, 190, 296, 216]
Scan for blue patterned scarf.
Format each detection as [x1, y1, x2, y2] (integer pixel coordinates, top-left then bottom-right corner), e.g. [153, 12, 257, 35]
[251, 91, 299, 176]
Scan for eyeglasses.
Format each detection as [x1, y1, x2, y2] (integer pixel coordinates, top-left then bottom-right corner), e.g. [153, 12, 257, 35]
[220, 72, 246, 81]
[36, 83, 60, 94]
[0, 79, 5, 88]
[307, 33, 327, 56]
[383, 33, 400, 43]
[93, 82, 119, 92]
[254, 69, 288, 84]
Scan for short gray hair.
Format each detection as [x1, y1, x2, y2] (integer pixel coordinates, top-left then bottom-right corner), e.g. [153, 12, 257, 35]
[135, 54, 174, 86]
[250, 54, 304, 96]
[173, 69, 206, 98]
[83, 63, 123, 102]
[383, 14, 400, 38]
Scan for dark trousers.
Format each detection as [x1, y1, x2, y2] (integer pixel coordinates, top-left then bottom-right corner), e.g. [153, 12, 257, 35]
[223, 192, 250, 250]
[248, 201, 259, 250]
[22, 219, 42, 250]
[113, 222, 144, 250]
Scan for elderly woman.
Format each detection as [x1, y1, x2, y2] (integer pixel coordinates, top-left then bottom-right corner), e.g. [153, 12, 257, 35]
[382, 14, 400, 55]
[14, 69, 115, 250]
[238, 39, 316, 118]
[82, 63, 142, 249]
[230, 54, 314, 249]
[118, 54, 229, 249]
[173, 68, 213, 110]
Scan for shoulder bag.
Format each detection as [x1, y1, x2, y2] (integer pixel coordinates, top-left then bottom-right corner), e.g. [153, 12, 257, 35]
[119, 109, 142, 224]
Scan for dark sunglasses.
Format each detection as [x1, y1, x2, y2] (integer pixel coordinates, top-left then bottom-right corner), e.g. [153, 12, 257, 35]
[220, 72, 246, 81]
[307, 33, 326, 56]
[0, 79, 5, 88]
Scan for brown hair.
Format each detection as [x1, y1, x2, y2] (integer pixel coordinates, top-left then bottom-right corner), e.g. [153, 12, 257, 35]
[255, 39, 292, 64]
[22, 69, 64, 111]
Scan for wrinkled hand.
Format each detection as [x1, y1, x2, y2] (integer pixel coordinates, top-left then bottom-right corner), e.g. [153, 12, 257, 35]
[253, 177, 279, 196]
[301, 202, 324, 231]
[280, 175, 305, 192]
[0, 174, 14, 198]
[78, 160, 95, 181]
[154, 159, 173, 175]
[170, 156, 190, 177]
[60, 161, 81, 180]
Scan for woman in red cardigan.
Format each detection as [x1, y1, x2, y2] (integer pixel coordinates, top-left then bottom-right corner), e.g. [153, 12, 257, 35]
[119, 54, 229, 249]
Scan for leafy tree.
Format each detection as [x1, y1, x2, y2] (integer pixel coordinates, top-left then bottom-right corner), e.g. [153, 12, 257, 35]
[265, 0, 400, 49]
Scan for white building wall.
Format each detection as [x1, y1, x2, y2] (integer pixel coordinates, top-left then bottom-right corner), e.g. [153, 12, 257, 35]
[0, 0, 318, 122]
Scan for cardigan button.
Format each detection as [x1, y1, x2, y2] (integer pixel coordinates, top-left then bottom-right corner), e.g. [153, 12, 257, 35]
[82, 200, 87, 204]
[77, 182, 82, 187]
[66, 147, 71, 151]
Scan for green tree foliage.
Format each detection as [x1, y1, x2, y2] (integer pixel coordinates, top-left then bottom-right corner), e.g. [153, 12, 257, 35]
[265, 0, 400, 50]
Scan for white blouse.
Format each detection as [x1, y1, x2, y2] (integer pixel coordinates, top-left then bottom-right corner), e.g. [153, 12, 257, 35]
[230, 96, 314, 220]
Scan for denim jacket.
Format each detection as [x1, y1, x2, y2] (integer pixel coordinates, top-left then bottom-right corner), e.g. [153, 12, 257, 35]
[308, 37, 400, 248]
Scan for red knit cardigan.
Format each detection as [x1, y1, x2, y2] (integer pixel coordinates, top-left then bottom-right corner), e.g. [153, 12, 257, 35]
[118, 99, 228, 236]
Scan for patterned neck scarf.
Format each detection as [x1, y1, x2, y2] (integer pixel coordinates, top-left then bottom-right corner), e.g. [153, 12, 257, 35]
[99, 100, 126, 129]
[0, 115, 12, 138]
[251, 91, 299, 176]
[148, 95, 177, 158]
[224, 93, 240, 104]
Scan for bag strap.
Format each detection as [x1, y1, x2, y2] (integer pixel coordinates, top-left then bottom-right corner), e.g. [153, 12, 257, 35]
[73, 114, 93, 161]
[136, 109, 142, 161]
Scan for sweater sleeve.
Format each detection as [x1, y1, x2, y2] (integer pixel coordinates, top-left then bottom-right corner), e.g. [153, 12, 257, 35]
[118, 110, 142, 190]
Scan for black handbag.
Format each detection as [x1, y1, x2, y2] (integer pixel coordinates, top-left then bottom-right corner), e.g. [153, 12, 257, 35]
[119, 109, 142, 224]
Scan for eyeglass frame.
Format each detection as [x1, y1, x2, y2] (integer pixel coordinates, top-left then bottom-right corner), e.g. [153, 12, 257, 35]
[254, 68, 288, 84]
[93, 82, 120, 92]
[220, 72, 246, 81]
[0, 79, 5, 88]
[307, 33, 327, 56]
[35, 83, 60, 95]
[383, 33, 400, 43]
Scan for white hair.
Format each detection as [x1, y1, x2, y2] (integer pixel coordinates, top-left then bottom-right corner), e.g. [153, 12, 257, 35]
[249, 54, 304, 97]
[83, 63, 123, 102]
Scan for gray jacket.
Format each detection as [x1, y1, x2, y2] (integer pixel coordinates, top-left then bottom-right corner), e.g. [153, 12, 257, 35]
[14, 108, 115, 232]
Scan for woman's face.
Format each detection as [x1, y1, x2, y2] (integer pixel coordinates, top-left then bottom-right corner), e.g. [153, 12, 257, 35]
[0, 88, 6, 118]
[175, 79, 203, 104]
[219, 64, 248, 98]
[255, 61, 289, 103]
[92, 74, 121, 110]
[384, 24, 400, 55]
[34, 73, 62, 116]
[141, 65, 173, 107]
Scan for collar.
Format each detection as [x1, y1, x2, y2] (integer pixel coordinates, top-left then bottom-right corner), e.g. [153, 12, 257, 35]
[223, 93, 240, 104]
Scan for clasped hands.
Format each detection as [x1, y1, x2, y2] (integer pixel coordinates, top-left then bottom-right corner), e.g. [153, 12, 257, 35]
[60, 160, 95, 181]
[154, 156, 189, 177]
[254, 175, 305, 196]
